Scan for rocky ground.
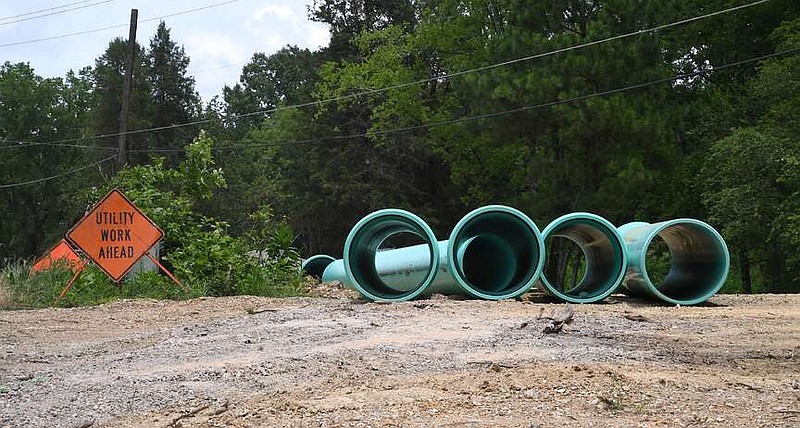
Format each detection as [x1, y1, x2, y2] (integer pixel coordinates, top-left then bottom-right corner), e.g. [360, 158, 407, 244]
[0, 285, 798, 427]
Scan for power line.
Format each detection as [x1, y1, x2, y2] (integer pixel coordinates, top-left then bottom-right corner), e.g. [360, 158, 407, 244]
[0, 0, 242, 49]
[0, 141, 114, 150]
[0, 154, 116, 189]
[0, 0, 114, 27]
[0, 0, 96, 21]
[190, 61, 247, 74]
[0, 0, 775, 151]
[121, 48, 797, 154]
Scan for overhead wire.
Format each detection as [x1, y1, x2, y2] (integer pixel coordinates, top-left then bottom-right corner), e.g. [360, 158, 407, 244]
[0, 0, 114, 27]
[0, 154, 116, 189]
[0, 0, 242, 49]
[0, 141, 114, 150]
[0, 0, 96, 21]
[0, 0, 773, 151]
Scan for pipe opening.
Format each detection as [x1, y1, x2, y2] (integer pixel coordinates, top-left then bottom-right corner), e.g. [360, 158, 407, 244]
[301, 255, 336, 278]
[644, 222, 729, 302]
[541, 217, 625, 302]
[344, 211, 439, 301]
[449, 206, 542, 299]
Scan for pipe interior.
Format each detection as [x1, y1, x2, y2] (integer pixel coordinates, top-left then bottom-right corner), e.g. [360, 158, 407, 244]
[301, 255, 335, 278]
[645, 223, 728, 301]
[545, 219, 624, 300]
[347, 215, 435, 300]
[452, 211, 539, 296]
[458, 235, 517, 294]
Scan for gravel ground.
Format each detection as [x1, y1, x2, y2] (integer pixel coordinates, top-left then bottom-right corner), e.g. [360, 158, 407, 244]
[0, 287, 798, 427]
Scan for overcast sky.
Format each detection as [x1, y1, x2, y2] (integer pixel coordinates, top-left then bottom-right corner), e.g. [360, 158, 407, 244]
[0, 0, 330, 101]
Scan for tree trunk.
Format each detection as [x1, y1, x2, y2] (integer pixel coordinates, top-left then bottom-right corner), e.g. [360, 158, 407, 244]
[569, 248, 582, 289]
[739, 245, 752, 294]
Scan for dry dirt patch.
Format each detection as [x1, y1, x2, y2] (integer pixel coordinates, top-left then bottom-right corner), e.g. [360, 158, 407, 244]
[0, 293, 798, 427]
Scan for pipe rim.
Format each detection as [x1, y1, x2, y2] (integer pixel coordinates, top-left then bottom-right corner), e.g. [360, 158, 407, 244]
[637, 218, 730, 305]
[343, 209, 440, 302]
[301, 254, 336, 278]
[447, 205, 545, 300]
[539, 212, 627, 303]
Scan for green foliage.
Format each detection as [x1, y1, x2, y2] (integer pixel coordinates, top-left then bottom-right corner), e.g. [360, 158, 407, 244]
[0, 63, 99, 260]
[146, 21, 202, 165]
[698, 19, 800, 292]
[167, 218, 255, 296]
[91, 131, 300, 299]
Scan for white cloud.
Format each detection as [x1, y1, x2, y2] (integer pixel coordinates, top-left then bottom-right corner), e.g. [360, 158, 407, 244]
[184, 32, 248, 66]
[249, 4, 299, 23]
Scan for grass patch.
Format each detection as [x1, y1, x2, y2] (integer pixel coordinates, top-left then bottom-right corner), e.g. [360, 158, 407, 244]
[236, 263, 306, 297]
[0, 275, 14, 310]
[1, 259, 306, 309]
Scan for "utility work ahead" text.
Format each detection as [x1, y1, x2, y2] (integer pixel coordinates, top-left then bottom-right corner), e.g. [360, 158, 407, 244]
[96, 210, 136, 259]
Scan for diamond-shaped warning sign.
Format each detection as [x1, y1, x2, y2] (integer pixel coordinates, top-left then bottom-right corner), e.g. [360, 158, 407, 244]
[32, 239, 82, 273]
[66, 189, 163, 282]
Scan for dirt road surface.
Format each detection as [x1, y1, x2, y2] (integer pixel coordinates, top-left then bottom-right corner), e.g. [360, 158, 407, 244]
[1, 287, 798, 428]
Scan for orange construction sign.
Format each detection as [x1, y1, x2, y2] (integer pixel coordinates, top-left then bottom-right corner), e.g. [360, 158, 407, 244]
[32, 239, 82, 273]
[66, 189, 163, 282]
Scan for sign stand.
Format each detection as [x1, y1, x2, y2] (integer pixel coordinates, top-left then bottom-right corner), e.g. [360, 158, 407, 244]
[56, 188, 186, 300]
[145, 252, 188, 292]
[57, 260, 88, 301]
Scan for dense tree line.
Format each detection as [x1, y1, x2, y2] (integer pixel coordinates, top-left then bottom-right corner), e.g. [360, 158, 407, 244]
[1, 1, 799, 293]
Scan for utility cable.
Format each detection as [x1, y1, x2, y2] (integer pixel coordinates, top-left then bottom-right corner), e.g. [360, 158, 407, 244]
[4, 46, 794, 153]
[0, 141, 115, 150]
[0, 154, 116, 189]
[0, 1, 114, 27]
[0, 0, 96, 21]
[0, 0, 241, 49]
[0, 0, 778, 150]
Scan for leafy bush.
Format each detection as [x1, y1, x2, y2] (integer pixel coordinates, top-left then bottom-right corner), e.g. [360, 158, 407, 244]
[167, 219, 258, 296]
[1, 131, 304, 309]
[77, 130, 302, 301]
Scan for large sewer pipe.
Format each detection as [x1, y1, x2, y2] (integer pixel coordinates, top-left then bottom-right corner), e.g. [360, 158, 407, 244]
[617, 219, 730, 305]
[538, 212, 627, 304]
[302, 205, 545, 302]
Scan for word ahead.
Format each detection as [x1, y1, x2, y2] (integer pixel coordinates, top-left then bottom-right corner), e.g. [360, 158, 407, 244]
[67, 189, 163, 282]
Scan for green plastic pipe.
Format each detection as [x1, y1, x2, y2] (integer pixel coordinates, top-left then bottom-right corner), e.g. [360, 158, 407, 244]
[301, 254, 336, 278]
[304, 205, 545, 301]
[446, 205, 544, 300]
[617, 219, 730, 305]
[538, 212, 627, 303]
[340, 209, 441, 302]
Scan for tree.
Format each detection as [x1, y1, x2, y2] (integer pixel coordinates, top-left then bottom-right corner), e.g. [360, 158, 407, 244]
[146, 21, 201, 165]
[699, 18, 800, 292]
[701, 129, 790, 292]
[0, 63, 99, 260]
[93, 37, 151, 166]
[222, 46, 321, 130]
[309, 0, 417, 60]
